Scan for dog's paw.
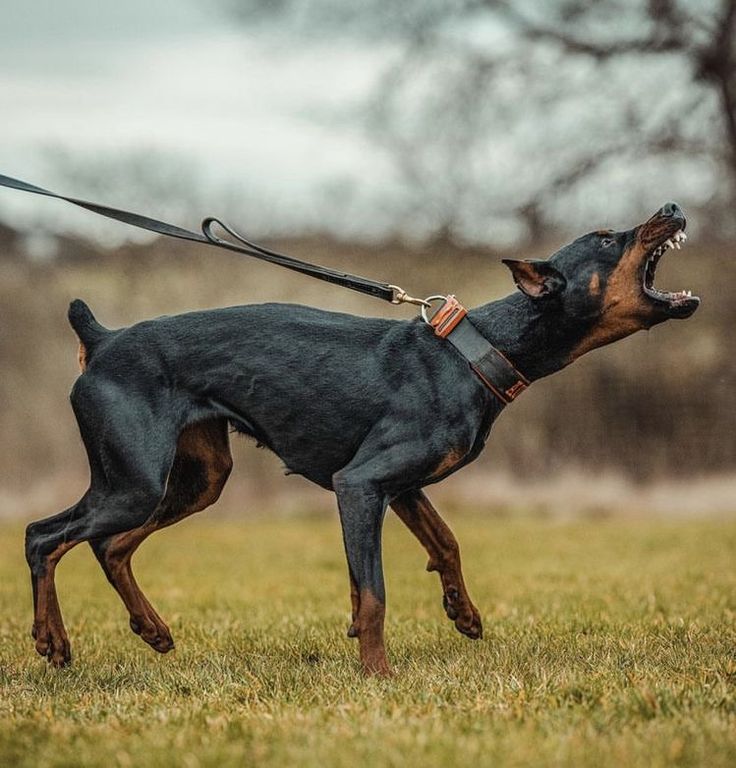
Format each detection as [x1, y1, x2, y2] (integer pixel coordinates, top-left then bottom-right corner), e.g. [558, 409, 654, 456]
[454, 605, 483, 640]
[442, 588, 483, 639]
[130, 615, 175, 654]
[35, 622, 72, 667]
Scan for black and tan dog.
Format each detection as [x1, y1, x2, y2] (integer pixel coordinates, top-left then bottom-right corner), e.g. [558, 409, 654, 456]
[25, 203, 698, 675]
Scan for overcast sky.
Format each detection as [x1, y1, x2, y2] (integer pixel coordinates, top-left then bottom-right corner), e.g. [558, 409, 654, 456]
[0, 0, 402, 241]
[0, 1, 723, 247]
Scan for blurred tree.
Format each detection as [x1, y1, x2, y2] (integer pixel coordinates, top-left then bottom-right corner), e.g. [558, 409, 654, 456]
[222, 0, 736, 244]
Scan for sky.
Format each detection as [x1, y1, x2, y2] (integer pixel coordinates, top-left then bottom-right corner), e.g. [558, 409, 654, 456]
[0, 0, 398, 242]
[0, 1, 723, 247]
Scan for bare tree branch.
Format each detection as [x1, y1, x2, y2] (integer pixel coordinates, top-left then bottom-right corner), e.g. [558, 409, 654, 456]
[220, 0, 736, 242]
[494, 0, 687, 59]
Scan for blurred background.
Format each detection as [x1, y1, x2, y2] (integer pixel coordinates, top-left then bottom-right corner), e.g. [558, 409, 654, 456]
[1, 0, 735, 520]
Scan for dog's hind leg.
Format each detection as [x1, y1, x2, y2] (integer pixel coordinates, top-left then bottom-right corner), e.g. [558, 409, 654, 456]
[88, 418, 232, 653]
[26, 483, 167, 666]
[25, 378, 180, 666]
[25, 505, 83, 667]
[391, 490, 482, 640]
[89, 521, 172, 653]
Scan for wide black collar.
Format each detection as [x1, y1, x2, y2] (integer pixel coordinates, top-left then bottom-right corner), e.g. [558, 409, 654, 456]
[424, 296, 529, 405]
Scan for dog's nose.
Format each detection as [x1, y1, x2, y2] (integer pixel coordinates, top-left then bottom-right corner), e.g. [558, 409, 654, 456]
[661, 202, 684, 220]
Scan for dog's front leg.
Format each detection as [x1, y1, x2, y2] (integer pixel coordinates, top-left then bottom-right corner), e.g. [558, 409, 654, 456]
[391, 490, 482, 640]
[333, 472, 390, 676]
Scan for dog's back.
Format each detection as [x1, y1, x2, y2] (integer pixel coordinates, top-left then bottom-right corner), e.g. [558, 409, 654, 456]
[65, 300, 462, 487]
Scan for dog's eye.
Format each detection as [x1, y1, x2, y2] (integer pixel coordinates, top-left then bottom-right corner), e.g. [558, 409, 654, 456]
[601, 237, 615, 248]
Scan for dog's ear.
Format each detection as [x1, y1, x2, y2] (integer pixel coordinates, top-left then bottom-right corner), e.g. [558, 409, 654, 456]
[502, 259, 566, 299]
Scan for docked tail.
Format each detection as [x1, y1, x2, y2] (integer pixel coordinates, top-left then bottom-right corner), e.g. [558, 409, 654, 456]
[68, 299, 111, 370]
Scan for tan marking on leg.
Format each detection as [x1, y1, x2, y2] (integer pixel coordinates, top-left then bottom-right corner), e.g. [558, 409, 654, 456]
[34, 540, 78, 667]
[391, 492, 482, 639]
[96, 418, 232, 653]
[175, 419, 233, 506]
[101, 523, 175, 652]
[356, 589, 390, 676]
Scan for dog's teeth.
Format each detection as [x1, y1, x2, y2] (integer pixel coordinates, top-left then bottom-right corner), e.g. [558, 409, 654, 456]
[675, 241, 681, 249]
[665, 239, 674, 249]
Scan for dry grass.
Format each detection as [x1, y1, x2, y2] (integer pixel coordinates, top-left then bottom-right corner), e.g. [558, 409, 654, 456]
[1, 514, 735, 767]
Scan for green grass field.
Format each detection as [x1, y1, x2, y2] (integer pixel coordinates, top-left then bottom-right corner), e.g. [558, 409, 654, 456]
[1, 514, 735, 767]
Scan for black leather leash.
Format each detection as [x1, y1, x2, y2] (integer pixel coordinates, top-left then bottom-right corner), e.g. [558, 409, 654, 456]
[0, 172, 423, 305]
[0, 172, 529, 404]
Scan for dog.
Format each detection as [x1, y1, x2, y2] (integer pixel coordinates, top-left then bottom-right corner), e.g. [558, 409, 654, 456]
[25, 203, 698, 675]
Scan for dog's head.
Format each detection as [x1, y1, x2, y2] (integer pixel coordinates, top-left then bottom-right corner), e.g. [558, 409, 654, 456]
[502, 203, 699, 358]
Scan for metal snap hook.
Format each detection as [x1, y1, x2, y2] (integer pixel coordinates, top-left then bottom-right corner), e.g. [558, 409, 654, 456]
[388, 285, 433, 308]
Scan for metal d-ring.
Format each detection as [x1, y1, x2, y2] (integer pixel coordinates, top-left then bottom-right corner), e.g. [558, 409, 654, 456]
[420, 295, 449, 324]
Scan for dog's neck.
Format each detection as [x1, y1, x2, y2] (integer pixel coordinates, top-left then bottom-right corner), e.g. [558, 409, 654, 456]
[467, 293, 592, 383]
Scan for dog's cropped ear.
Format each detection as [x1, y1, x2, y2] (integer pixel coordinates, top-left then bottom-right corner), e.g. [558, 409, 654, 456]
[501, 259, 566, 299]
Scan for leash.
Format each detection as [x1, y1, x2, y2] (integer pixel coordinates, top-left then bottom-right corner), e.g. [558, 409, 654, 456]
[0, 172, 427, 307]
[0, 171, 528, 404]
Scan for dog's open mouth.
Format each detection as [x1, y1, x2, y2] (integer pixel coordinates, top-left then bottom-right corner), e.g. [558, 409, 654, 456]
[643, 228, 700, 317]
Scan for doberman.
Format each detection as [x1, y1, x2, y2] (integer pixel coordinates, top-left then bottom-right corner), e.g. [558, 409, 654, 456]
[25, 203, 699, 675]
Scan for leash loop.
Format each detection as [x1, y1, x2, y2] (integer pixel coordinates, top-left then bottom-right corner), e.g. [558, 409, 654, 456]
[202, 216, 277, 257]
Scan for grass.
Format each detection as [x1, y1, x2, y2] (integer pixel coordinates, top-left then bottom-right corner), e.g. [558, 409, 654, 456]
[0, 513, 735, 767]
